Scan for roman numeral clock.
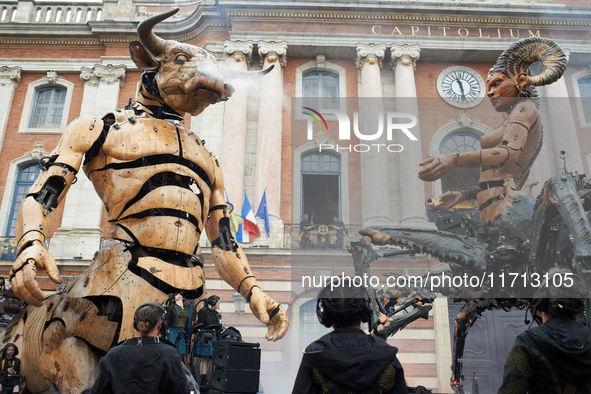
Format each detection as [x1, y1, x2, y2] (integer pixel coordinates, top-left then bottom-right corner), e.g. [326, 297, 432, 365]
[437, 66, 486, 109]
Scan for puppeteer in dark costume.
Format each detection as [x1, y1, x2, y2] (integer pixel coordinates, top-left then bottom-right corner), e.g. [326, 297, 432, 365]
[91, 303, 194, 394]
[292, 281, 407, 394]
[498, 294, 591, 394]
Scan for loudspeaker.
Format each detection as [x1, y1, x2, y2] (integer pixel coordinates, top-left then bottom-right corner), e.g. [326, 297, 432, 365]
[212, 342, 261, 370]
[210, 369, 259, 393]
[210, 341, 261, 393]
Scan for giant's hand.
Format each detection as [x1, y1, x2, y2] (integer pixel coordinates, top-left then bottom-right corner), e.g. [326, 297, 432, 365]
[418, 155, 456, 182]
[440, 191, 467, 209]
[248, 287, 289, 341]
[9, 240, 61, 306]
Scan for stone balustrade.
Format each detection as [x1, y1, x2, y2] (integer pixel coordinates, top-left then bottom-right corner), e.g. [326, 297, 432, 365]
[0, 1, 103, 24]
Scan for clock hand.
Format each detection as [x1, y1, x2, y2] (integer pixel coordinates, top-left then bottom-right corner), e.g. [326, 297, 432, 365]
[456, 77, 466, 97]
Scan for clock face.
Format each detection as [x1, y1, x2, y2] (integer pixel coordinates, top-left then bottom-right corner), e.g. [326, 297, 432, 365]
[437, 66, 485, 109]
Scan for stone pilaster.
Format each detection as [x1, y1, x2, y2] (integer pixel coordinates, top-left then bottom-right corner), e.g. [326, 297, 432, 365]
[391, 44, 429, 227]
[255, 41, 287, 225]
[0, 66, 21, 150]
[221, 41, 253, 211]
[79, 64, 126, 116]
[356, 44, 393, 227]
[539, 50, 585, 175]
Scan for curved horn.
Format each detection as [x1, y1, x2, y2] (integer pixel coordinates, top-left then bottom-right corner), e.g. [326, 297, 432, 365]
[137, 8, 179, 58]
[492, 37, 567, 87]
[218, 64, 275, 80]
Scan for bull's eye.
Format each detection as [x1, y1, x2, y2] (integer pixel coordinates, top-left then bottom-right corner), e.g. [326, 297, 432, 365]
[174, 55, 188, 65]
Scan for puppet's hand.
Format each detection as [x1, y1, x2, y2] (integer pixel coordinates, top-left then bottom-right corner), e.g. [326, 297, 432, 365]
[249, 287, 289, 341]
[10, 240, 61, 306]
[418, 155, 455, 182]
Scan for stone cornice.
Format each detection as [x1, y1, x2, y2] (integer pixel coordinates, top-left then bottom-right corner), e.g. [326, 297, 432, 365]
[223, 7, 591, 30]
[229, 31, 591, 65]
[1, 2, 591, 51]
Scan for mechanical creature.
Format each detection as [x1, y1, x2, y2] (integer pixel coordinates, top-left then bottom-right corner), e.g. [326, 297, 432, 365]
[3, 9, 288, 393]
[348, 37, 591, 393]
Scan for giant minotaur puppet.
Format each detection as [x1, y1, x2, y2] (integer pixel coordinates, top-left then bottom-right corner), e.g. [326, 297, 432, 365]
[4, 9, 289, 393]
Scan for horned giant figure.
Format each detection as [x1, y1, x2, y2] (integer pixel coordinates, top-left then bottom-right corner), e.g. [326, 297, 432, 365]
[4, 9, 289, 393]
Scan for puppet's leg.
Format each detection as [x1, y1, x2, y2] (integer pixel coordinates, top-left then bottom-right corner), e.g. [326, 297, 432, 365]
[531, 175, 591, 275]
[2, 242, 170, 393]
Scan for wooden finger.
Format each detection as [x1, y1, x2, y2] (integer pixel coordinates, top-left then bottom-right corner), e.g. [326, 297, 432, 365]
[23, 264, 45, 305]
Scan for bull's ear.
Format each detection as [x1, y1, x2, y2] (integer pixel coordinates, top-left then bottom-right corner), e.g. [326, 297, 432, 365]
[129, 41, 159, 70]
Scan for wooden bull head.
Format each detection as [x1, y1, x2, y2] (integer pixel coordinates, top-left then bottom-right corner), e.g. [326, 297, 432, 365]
[129, 8, 271, 116]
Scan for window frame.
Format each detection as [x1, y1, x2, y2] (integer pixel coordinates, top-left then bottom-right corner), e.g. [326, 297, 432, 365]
[0, 145, 50, 240]
[302, 70, 340, 111]
[18, 73, 74, 135]
[6, 163, 41, 237]
[572, 69, 591, 128]
[28, 86, 68, 129]
[300, 151, 342, 222]
[427, 114, 491, 198]
[295, 58, 346, 122]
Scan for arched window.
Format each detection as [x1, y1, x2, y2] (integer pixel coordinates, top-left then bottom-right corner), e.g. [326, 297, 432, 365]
[6, 164, 40, 237]
[29, 86, 67, 129]
[439, 132, 481, 193]
[299, 299, 330, 354]
[303, 70, 339, 110]
[578, 77, 591, 124]
[301, 151, 341, 224]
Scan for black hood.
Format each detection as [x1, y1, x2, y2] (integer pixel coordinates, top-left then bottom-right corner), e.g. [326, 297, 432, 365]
[303, 329, 400, 392]
[522, 318, 591, 384]
[1, 343, 18, 358]
[139, 72, 183, 121]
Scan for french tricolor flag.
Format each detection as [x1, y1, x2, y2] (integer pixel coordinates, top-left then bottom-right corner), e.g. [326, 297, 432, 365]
[236, 194, 260, 243]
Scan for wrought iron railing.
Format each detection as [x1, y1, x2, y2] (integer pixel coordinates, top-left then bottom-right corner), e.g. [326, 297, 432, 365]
[283, 223, 362, 250]
[0, 236, 17, 260]
[0, 237, 51, 260]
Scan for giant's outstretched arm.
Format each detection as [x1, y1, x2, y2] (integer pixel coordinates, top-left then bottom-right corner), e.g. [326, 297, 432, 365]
[204, 164, 289, 341]
[418, 101, 537, 182]
[10, 116, 104, 306]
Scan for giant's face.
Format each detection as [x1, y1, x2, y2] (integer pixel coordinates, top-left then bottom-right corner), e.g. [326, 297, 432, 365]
[155, 43, 233, 116]
[486, 72, 520, 112]
[130, 9, 234, 116]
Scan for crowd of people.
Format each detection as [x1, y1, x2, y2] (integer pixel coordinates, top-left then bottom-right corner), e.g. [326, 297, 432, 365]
[89, 294, 224, 393]
[0, 274, 589, 393]
[82, 280, 591, 394]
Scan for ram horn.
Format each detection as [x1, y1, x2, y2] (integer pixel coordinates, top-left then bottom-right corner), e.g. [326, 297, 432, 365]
[491, 37, 567, 87]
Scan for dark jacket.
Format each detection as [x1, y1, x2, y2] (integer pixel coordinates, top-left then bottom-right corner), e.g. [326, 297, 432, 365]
[90, 337, 191, 394]
[498, 318, 591, 394]
[292, 328, 407, 394]
[196, 307, 221, 329]
[0, 343, 20, 375]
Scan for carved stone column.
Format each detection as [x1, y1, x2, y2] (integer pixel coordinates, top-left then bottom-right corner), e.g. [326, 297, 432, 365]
[539, 50, 585, 174]
[356, 44, 392, 227]
[50, 64, 126, 261]
[255, 41, 287, 225]
[221, 41, 253, 211]
[79, 64, 126, 116]
[391, 44, 429, 226]
[0, 67, 21, 150]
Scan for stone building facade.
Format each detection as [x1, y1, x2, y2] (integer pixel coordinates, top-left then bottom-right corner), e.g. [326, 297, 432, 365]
[0, 0, 590, 392]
